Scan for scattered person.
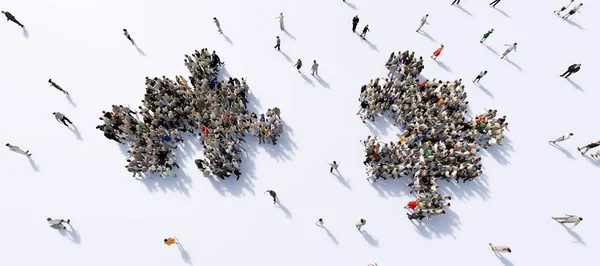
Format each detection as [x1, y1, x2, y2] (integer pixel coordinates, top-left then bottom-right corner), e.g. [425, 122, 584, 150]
[47, 218, 70, 229]
[489, 243, 512, 253]
[315, 218, 324, 226]
[293, 59, 303, 73]
[1, 11, 24, 28]
[53, 112, 73, 127]
[416, 14, 429, 32]
[311, 60, 319, 76]
[552, 215, 583, 229]
[360, 24, 370, 40]
[451, 0, 461, 5]
[480, 28, 494, 43]
[473, 70, 488, 83]
[214, 17, 223, 34]
[431, 44, 444, 60]
[549, 133, 573, 144]
[123, 29, 135, 45]
[274, 36, 281, 51]
[355, 218, 366, 230]
[276, 12, 284, 30]
[563, 3, 583, 19]
[48, 79, 69, 95]
[555, 0, 575, 15]
[501, 43, 517, 59]
[5, 143, 32, 156]
[489, 0, 501, 7]
[265, 190, 277, 204]
[560, 63, 581, 78]
[164, 237, 179, 246]
[352, 15, 359, 33]
[329, 161, 339, 173]
[577, 141, 600, 155]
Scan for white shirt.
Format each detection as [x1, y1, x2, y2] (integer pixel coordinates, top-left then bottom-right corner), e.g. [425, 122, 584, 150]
[420, 16, 428, 24]
[505, 44, 517, 52]
[478, 71, 487, 77]
[329, 162, 339, 169]
[572, 5, 581, 12]
[560, 133, 572, 141]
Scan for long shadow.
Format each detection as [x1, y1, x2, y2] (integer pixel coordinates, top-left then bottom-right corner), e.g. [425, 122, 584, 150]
[493, 7, 511, 18]
[283, 29, 296, 41]
[276, 200, 292, 219]
[562, 18, 584, 30]
[369, 176, 412, 198]
[66, 94, 76, 107]
[559, 223, 586, 245]
[505, 58, 522, 72]
[332, 170, 351, 189]
[566, 78, 583, 91]
[482, 138, 513, 166]
[261, 123, 297, 162]
[138, 165, 193, 197]
[59, 224, 82, 245]
[482, 43, 499, 55]
[363, 114, 397, 137]
[417, 31, 436, 42]
[344, 1, 357, 9]
[360, 230, 379, 246]
[455, 5, 474, 17]
[300, 72, 315, 86]
[315, 75, 330, 88]
[279, 50, 293, 63]
[69, 125, 83, 141]
[223, 34, 233, 45]
[28, 156, 40, 172]
[549, 142, 576, 160]
[494, 252, 514, 266]
[434, 60, 452, 72]
[317, 224, 339, 245]
[475, 83, 494, 99]
[438, 172, 491, 201]
[23, 28, 29, 39]
[135, 44, 146, 56]
[412, 208, 461, 239]
[364, 38, 379, 51]
[176, 240, 193, 264]
[584, 156, 600, 168]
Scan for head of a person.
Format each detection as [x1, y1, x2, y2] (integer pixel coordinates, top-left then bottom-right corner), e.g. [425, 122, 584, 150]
[46, 218, 52, 221]
[48, 79, 52, 83]
[52, 112, 56, 115]
[491, 28, 494, 31]
[506, 248, 512, 253]
[569, 133, 574, 136]
[163, 239, 168, 243]
[333, 161, 337, 164]
[123, 29, 127, 32]
[514, 42, 518, 45]
[579, 217, 583, 221]
[213, 17, 217, 20]
[484, 70, 488, 74]
[5, 143, 10, 146]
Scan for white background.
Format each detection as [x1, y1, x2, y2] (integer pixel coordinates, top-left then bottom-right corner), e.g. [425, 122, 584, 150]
[1, 0, 598, 265]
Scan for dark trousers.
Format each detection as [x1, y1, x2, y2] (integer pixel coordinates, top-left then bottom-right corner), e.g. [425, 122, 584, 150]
[8, 18, 23, 27]
[452, 0, 460, 4]
[60, 117, 72, 126]
[330, 167, 334, 173]
[352, 23, 358, 32]
[274, 43, 280, 50]
[490, 0, 500, 6]
[560, 70, 573, 78]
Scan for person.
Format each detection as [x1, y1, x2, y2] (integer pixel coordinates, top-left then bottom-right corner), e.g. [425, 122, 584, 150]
[489, 243, 511, 253]
[123, 29, 135, 45]
[431, 44, 444, 60]
[48, 79, 69, 95]
[47, 218, 70, 229]
[368, 264, 378, 266]
[577, 141, 600, 155]
[1, 11, 24, 28]
[274, 36, 281, 51]
[560, 64, 581, 78]
[501, 43, 517, 59]
[315, 218, 324, 226]
[53, 112, 73, 127]
[489, 0, 501, 7]
[328, 161, 339, 173]
[451, 0, 461, 5]
[352, 15, 359, 32]
[355, 218, 366, 230]
[5, 143, 32, 156]
[265, 190, 277, 204]
[214, 17, 222, 34]
[473, 70, 487, 83]
[549, 133, 573, 144]
[311, 60, 319, 76]
[416, 14, 429, 32]
[164, 237, 178, 246]
[563, 3, 583, 19]
[276, 12, 284, 30]
[405, 200, 418, 210]
[480, 28, 494, 43]
[293, 59, 302, 73]
[552, 215, 583, 229]
[360, 25, 370, 40]
[555, 0, 575, 15]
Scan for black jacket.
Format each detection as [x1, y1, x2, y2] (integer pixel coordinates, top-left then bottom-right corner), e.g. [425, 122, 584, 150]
[568, 64, 581, 73]
[4, 12, 15, 20]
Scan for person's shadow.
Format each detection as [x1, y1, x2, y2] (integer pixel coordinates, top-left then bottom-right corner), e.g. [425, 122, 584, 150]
[493, 7, 511, 18]
[434, 60, 452, 72]
[69, 125, 83, 141]
[475, 83, 494, 99]
[28, 156, 40, 172]
[343, 1, 357, 9]
[300, 72, 314, 86]
[566, 78, 583, 91]
[417, 31, 436, 42]
[316, 224, 339, 245]
[276, 200, 292, 218]
[549, 142, 576, 160]
[559, 223, 586, 245]
[283, 29, 296, 41]
[175, 239, 193, 264]
[332, 170, 351, 189]
[22, 28, 29, 39]
[562, 18, 584, 30]
[505, 58, 522, 71]
[360, 230, 379, 246]
[134, 44, 146, 56]
[66, 94, 76, 107]
[494, 252, 514, 266]
[223, 34, 233, 45]
[482, 44, 499, 55]
[59, 224, 81, 245]
[455, 5, 474, 17]
[279, 50, 293, 63]
[315, 75, 330, 88]
[364, 38, 379, 51]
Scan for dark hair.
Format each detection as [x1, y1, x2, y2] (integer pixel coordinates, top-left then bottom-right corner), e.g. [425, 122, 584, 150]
[123, 29, 127, 31]
[579, 217, 583, 221]
[164, 239, 168, 243]
[507, 248, 512, 253]
[5, 143, 9, 146]
[48, 79, 52, 82]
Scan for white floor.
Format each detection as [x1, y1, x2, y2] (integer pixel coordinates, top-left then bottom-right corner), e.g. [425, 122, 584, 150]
[1, 0, 598, 265]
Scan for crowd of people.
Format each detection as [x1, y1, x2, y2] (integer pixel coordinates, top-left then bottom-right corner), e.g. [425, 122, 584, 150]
[358, 50, 508, 219]
[96, 49, 284, 179]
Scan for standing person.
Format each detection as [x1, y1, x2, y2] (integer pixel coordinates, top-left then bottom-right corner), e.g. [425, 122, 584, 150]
[274, 36, 281, 51]
[311, 60, 319, 76]
[352, 15, 359, 32]
[315, 218, 324, 226]
[480, 28, 494, 43]
[489, 243, 512, 253]
[48, 79, 69, 95]
[1, 11, 24, 28]
[53, 112, 73, 127]
[577, 141, 600, 155]
[560, 63, 581, 78]
[328, 161, 339, 173]
[264, 190, 277, 204]
[164, 237, 179, 246]
[451, 0, 461, 5]
[276, 12, 284, 30]
[555, 0, 575, 15]
[500, 43, 517, 59]
[552, 215, 583, 229]
[355, 218, 367, 231]
[47, 218, 70, 230]
[5, 143, 32, 156]
[489, 0, 501, 7]
[360, 24, 370, 40]
[123, 29, 135, 45]
[431, 44, 444, 60]
[473, 70, 488, 83]
[549, 133, 574, 144]
[416, 14, 429, 32]
[563, 3, 583, 19]
[293, 59, 303, 73]
[213, 17, 223, 34]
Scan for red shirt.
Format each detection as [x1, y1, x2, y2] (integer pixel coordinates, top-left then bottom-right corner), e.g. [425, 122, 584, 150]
[407, 200, 417, 209]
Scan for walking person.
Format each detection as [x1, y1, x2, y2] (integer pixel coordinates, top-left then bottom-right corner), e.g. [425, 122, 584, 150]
[489, 243, 512, 253]
[355, 218, 367, 231]
[500, 43, 517, 59]
[577, 141, 600, 155]
[293, 59, 302, 73]
[489, 0, 501, 7]
[416, 14, 429, 32]
[264, 190, 277, 204]
[431, 44, 444, 60]
[214, 17, 223, 34]
[47, 217, 70, 230]
[360, 24, 370, 40]
[274, 36, 281, 51]
[328, 161, 339, 173]
[560, 63, 581, 78]
[1, 11, 24, 28]
[48, 79, 69, 95]
[563, 3, 583, 19]
[352, 15, 359, 32]
[164, 237, 179, 246]
[555, 0, 575, 15]
[311, 60, 319, 76]
[451, 0, 461, 5]
[276, 12, 284, 30]
[552, 215, 583, 229]
[123, 29, 135, 45]
[6, 143, 32, 156]
[480, 28, 494, 43]
[53, 112, 73, 127]
[549, 133, 573, 144]
[473, 70, 488, 83]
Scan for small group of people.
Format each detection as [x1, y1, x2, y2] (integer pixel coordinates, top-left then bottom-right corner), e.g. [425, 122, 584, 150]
[357, 50, 508, 218]
[97, 49, 284, 179]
